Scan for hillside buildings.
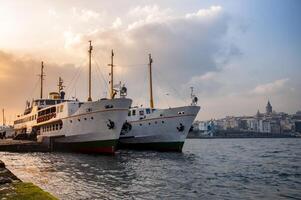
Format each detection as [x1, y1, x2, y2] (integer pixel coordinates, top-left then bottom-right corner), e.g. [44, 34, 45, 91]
[194, 101, 301, 136]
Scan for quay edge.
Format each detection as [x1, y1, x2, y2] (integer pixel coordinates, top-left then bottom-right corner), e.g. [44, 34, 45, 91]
[0, 160, 57, 199]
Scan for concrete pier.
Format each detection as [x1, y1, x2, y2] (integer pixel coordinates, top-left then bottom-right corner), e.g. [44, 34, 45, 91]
[0, 159, 57, 199]
[0, 139, 50, 152]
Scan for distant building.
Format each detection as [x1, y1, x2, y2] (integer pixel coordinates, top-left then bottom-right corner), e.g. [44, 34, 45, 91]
[266, 100, 273, 115]
[195, 100, 300, 135]
[259, 120, 271, 133]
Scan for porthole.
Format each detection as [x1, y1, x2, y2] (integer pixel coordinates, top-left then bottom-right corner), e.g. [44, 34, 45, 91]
[91, 117, 94, 120]
[78, 119, 80, 122]
[84, 118, 87, 120]
[162, 121, 165, 124]
[148, 122, 151, 125]
[139, 124, 142, 126]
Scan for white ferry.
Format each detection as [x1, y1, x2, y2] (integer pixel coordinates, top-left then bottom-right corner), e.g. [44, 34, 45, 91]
[119, 55, 200, 151]
[13, 42, 132, 154]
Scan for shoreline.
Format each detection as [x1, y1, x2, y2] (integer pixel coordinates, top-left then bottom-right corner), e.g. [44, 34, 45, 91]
[0, 159, 57, 199]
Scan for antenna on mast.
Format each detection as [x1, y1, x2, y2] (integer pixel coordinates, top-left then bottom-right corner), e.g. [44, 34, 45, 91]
[39, 61, 45, 99]
[58, 77, 65, 93]
[58, 77, 65, 99]
[190, 87, 198, 106]
[149, 54, 154, 109]
[88, 40, 93, 101]
[108, 49, 115, 99]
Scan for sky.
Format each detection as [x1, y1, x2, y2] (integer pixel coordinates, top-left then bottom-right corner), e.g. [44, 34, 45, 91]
[0, 0, 300, 123]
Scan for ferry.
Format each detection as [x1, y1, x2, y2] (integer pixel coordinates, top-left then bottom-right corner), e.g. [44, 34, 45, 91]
[119, 54, 200, 152]
[13, 41, 132, 154]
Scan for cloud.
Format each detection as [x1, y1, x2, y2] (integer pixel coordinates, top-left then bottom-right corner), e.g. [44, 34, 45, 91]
[112, 17, 122, 28]
[0, 51, 92, 119]
[250, 78, 290, 95]
[72, 8, 101, 22]
[184, 71, 223, 96]
[57, 5, 240, 108]
[185, 5, 222, 18]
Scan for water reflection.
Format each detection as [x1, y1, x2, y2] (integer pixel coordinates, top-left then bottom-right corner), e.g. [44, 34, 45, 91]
[1, 139, 301, 200]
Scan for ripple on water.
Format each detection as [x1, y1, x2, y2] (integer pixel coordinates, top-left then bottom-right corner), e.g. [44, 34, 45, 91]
[0, 138, 301, 199]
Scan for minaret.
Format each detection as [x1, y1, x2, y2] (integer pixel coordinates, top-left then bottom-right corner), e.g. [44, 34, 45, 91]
[266, 100, 272, 115]
[88, 41, 93, 101]
[148, 54, 154, 109]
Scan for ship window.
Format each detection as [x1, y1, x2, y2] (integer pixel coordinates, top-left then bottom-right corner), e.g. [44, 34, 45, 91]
[146, 108, 151, 114]
[56, 124, 58, 130]
[84, 118, 87, 120]
[155, 121, 157, 124]
[139, 110, 144, 116]
[46, 100, 56, 105]
[128, 111, 131, 116]
[91, 117, 94, 120]
[139, 124, 142, 126]
[70, 120, 72, 123]
[162, 121, 165, 124]
[132, 110, 136, 116]
[148, 122, 151, 125]
[60, 105, 64, 112]
[78, 119, 80, 122]
[60, 123, 63, 129]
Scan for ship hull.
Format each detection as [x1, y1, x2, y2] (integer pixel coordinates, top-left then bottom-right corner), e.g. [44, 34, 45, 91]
[54, 139, 118, 154]
[118, 141, 184, 152]
[119, 106, 200, 152]
[38, 98, 132, 154]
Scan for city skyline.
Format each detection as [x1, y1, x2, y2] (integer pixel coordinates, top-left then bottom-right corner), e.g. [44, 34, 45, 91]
[0, 0, 300, 121]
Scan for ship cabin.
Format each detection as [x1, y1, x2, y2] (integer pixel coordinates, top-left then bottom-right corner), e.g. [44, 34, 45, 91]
[14, 92, 72, 127]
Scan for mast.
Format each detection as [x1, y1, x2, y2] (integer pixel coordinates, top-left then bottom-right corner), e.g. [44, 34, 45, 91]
[108, 49, 114, 99]
[88, 41, 93, 101]
[2, 108, 5, 126]
[58, 77, 64, 93]
[148, 54, 154, 109]
[39, 61, 45, 99]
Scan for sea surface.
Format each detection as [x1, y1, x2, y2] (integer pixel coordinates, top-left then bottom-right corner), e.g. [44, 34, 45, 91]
[1, 139, 301, 200]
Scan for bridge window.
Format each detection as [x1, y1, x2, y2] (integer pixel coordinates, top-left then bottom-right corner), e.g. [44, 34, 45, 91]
[132, 110, 136, 116]
[146, 108, 151, 114]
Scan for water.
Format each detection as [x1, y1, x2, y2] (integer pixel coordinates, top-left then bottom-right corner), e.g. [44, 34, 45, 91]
[1, 139, 301, 200]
